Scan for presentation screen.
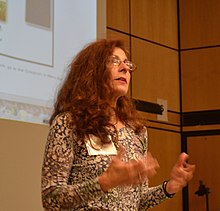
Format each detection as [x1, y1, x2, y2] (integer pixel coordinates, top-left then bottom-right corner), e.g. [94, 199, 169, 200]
[0, 0, 105, 124]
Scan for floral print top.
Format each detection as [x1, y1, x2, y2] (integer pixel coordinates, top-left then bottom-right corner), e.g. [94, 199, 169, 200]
[41, 112, 170, 210]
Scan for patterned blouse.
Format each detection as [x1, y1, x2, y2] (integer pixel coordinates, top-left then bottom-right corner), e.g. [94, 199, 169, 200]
[41, 112, 170, 210]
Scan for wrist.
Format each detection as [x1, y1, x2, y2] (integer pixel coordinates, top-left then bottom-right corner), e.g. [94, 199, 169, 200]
[162, 180, 175, 198]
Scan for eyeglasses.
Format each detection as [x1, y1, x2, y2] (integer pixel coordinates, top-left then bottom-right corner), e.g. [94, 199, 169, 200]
[109, 55, 137, 73]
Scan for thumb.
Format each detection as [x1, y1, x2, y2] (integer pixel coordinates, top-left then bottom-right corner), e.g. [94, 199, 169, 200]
[177, 152, 189, 167]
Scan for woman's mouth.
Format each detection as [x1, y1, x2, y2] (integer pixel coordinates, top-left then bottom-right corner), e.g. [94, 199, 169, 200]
[115, 77, 127, 83]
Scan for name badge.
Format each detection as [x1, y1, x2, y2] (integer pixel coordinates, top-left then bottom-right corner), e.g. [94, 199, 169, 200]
[85, 134, 117, 155]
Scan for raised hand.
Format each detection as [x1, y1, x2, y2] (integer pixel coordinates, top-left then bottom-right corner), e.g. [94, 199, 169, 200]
[98, 146, 159, 192]
[166, 152, 196, 194]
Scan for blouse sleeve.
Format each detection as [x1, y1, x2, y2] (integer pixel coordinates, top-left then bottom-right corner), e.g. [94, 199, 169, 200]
[41, 113, 105, 210]
[138, 127, 170, 209]
[139, 183, 169, 209]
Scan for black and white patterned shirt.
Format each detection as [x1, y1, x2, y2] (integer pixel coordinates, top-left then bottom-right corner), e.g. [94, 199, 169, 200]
[41, 112, 169, 210]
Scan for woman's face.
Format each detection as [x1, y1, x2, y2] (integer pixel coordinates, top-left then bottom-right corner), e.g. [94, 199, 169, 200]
[109, 47, 132, 100]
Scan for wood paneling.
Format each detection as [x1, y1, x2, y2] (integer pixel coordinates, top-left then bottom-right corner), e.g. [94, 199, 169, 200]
[131, 37, 180, 112]
[107, 0, 130, 33]
[107, 29, 130, 52]
[107, 1, 220, 210]
[181, 47, 220, 112]
[147, 128, 182, 211]
[187, 135, 220, 211]
[183, 124, 220, 132]
[180, 0, 220, 49]
[138, 110, 180, 129]
[131, 0, 178, 49]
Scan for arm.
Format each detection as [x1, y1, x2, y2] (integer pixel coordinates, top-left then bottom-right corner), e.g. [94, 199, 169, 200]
[41, 113, 104, 210]
[139, 183, 169, 209]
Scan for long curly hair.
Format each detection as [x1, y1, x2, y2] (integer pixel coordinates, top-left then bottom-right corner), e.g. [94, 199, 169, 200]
[50, 39, 144, 143]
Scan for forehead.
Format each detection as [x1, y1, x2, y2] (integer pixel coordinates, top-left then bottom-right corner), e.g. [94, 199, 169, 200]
[112, 47, 127, 59]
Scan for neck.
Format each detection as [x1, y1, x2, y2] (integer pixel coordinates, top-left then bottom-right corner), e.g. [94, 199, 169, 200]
[109, 112, 126, 130]
[109, 95, 120, 108]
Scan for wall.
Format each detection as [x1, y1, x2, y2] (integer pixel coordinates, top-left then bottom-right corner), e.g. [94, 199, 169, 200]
[0, 119, 48, 211]
[107, 0, 220, 210]
[179, 0, 220, 210]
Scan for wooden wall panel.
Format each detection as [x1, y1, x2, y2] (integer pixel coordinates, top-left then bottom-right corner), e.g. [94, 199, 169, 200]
[107, 0, 130, 33]
[183, 124, 220, 133]
[106, 1, 220, 210]
[137, 111, 180, 133]
[180, 0, 220, 49]
[131, 37, 180, 112]
[107, 29, 130, 52]
[187, 135, 220, 211]
[147, 128, 182, 211]
[181, 47, 220, 112]
[131, 0, 178, 49]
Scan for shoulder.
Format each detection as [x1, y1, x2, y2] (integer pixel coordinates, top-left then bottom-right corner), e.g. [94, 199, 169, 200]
[136, 126, 148, 139]
[51, 112, 73, 128]
[48, 112, 74, 138]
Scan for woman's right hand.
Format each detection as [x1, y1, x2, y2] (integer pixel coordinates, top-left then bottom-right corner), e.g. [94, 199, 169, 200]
[98, 146, 159, 192]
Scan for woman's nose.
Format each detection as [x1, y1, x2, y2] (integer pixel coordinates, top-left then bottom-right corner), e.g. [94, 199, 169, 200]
[119, 62, 129, 73]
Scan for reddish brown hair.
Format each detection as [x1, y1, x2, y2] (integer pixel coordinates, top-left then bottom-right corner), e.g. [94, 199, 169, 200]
[50, 39, 144, 142]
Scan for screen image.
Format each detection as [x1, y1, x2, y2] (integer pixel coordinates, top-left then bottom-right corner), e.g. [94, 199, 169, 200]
[0, 0, 105, 124]
[0, 0, 6, 22]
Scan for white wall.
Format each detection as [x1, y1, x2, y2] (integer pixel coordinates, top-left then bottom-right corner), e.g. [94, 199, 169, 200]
[0, 119, 48, 211]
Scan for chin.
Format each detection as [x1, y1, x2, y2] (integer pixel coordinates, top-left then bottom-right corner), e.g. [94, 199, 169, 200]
[115, 89, 128, 97]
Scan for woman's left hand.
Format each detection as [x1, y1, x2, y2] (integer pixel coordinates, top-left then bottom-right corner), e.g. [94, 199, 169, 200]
[166, 152, 195, 194]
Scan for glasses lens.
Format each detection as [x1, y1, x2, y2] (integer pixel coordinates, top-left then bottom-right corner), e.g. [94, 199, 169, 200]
[126, 61, 136, 72]
[111, 55, 121, 66]
[110, 55, 136, 72]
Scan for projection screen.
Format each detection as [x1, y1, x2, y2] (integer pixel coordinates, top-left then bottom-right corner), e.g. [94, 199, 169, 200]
[0, 0, 106, 124]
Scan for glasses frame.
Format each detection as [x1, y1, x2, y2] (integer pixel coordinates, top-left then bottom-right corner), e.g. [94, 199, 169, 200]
[110, 55, 137, 73]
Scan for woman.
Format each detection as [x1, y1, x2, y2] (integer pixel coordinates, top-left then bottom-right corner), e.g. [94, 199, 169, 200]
[41, 39, 195, 210]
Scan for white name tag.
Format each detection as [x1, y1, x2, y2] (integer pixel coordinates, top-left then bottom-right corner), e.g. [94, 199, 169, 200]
[85, 134, 117, 155]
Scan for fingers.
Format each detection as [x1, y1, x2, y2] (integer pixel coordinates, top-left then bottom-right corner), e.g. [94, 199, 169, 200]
[145, 152, 160, 170]
[168, 155, 196, 193]
[184, 164, 195, 181]
[176, 167, 192, 182]
[177, 152, 189, 167]
[110, 148, 159, 187]
[184, 163, 196, 172]
[131, 152, 159, 182]
[127, 160, 148, 185]
[178, 153, 196, 183]
[127, 160, 143, 185]
[174, 163, 195, 180]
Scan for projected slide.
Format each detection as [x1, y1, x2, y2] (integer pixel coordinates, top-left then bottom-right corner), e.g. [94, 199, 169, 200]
[1, 0, 53, 66]
[0, 0, 97, 124]
[0, 0, 6, 22]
